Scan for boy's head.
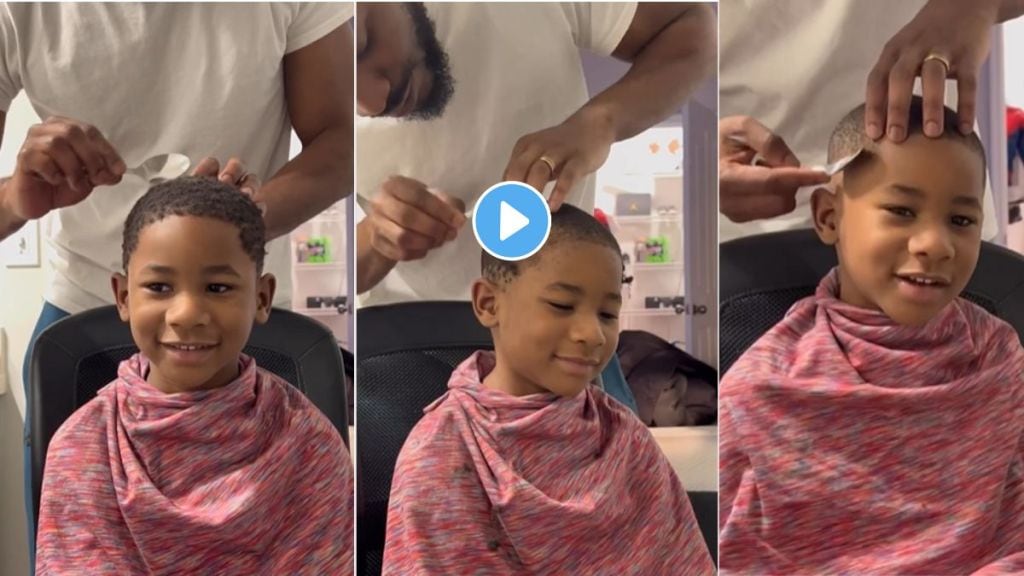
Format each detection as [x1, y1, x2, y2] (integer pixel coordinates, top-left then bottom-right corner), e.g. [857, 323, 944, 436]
[811, 95, 987, 326]
[472, 204, 623, 398]
[113, 176, 275, 393]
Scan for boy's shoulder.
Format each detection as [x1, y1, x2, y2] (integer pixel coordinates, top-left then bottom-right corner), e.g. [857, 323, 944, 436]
[46, 383, 117, 467]
[254, 367, 347, 445]
[953, 297, 1022, 350]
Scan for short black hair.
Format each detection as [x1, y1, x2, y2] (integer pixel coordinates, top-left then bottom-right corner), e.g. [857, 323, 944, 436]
[481, 203, 622, 285]
[122, 176, 266, 273]
[828, 95, 987, 186]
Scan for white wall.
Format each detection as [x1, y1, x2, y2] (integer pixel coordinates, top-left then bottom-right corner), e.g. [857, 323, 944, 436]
[0, 93, 44, 575]
[1005, 17, 1024, 108]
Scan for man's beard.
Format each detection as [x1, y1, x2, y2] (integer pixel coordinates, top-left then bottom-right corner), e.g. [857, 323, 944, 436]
[402, 2, 454, 120]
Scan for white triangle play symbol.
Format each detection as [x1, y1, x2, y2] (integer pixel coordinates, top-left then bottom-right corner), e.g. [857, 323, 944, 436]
[499, 201, 529, 241]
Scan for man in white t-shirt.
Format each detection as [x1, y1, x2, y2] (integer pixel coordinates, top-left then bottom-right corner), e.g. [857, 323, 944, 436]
[355, 2, 716, 305]
[718, 0, 1024, 242]
[0, 3, 353, 567]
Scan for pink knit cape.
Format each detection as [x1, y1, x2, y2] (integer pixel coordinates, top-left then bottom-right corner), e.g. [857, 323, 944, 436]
[36, 354, 353, 575]
[382, 351, 714, 575]
[720, 270, 1024, 574]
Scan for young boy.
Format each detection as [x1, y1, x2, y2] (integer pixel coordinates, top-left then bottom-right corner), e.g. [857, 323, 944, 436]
[719, 96, 1024, 575]
[34, 177, 353, 575]
[381, 204, 715, 575]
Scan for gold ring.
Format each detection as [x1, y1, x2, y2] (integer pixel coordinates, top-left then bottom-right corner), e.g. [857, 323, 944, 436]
[923, 53, 951, 72]
[538, 155, 557, 173]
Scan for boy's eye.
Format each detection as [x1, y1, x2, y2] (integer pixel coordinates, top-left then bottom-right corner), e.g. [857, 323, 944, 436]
[143, 283, 171, 294]
[951, 215, 977, 228]
[547, 301, 573, 312]
[208, 284, 233, 294]
[600, 311, 619, 322]
[884, 206, 915, 218]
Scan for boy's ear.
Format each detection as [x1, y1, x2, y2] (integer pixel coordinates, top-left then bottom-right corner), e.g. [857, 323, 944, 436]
[471, 277, 499, 328]
[112, 273, 130, 322]
[254, 273, 276, 324]
[811, 186, 840, 245]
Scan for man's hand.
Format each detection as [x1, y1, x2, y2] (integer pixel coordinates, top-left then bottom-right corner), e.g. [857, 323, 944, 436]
[6, 116, 125, 220]
[502, 108, 616, 212]
[865, 0, 1004, 141]
[719, 116, 829, 223]
[364, 175, 466, 262]
[191, 156, 265, 212]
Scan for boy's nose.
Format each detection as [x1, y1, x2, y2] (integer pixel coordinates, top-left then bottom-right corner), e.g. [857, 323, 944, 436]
[908, 225, 955, 262]
[166, 293, 211, 328]
[570, 315, 607, 348]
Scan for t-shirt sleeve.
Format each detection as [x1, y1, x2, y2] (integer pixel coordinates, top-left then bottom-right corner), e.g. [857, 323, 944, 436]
[285, 2, 353, 55]
[0, 4, 23, 110]
[560, 2, 638, 57]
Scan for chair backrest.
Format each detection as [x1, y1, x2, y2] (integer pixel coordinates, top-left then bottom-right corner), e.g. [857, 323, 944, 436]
[720, 229, 1024, 374]
[356, 300, 720, 574]
[356, 301, 493, 576]
[30, 305, 348, 534]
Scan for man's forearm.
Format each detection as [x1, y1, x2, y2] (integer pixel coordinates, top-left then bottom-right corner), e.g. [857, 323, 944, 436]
[577, 5, 716, 142]
[0, 178, 27, 242]
[356, 217, 397, 294]
[259, 126, 352, 240]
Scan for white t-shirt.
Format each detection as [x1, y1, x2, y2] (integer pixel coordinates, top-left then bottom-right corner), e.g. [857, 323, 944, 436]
[720, 0, 999, 242]
[356, 2, 637, 307]
[0, 2, 353, 314]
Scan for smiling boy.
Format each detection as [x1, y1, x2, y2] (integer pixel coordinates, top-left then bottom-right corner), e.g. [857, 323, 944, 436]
[35, 177, 353, 575]
[381, 204, 714, 575]
[719, 97, 1024, 574]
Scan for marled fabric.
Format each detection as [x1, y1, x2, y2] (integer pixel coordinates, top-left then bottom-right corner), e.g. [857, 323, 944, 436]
[382, 351, 714, 575]
[720, 269, 1024, 575]
[36, 354, 353, 575]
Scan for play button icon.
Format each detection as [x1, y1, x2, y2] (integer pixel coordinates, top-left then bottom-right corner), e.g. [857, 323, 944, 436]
[472, 181, 552, 261]
[499, 201, 529, 241]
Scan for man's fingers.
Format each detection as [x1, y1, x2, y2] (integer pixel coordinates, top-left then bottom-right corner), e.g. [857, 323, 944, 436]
[55, 123, 109, 186]
[239, 173, 262, 197]
[957, 72, 978, 135]
[371, 213, 438, 257]
[18, 149, 63, 186]
[191, 157, 221, 178]
[502, 139, 539, 183]
[739, 117, 798, 167]
[384, 176, 465, 227]
[524, 157, 553, 199]
[920, 57, 948, 137]
[549, 158, 583, 212]
[219, 158, 248, 185]
[763, 167, 832, 195]
[885, 55, 919, 142]
[865, 46, 899, 140]
[373, 193, 452, 245]
[44, 138, 90, 193]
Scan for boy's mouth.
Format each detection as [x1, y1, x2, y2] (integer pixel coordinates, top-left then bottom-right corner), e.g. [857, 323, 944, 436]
[553, 354, 600, 377]
[894, 272, 952, 304]
[894, 272, 951, 287]
[161, 342, 219, 365]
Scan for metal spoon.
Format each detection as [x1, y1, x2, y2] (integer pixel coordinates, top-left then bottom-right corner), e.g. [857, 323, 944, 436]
[123, 153, 191, 185]
[815, 148, 863, 176]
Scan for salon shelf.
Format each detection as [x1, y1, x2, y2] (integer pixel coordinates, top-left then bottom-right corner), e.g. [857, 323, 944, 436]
[293, 263, 345, 272]
[623, 308, 684, 317]
[296, 307, 349, 317]
[631, 263, 683, 272]
[613, 215, 682, 225]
